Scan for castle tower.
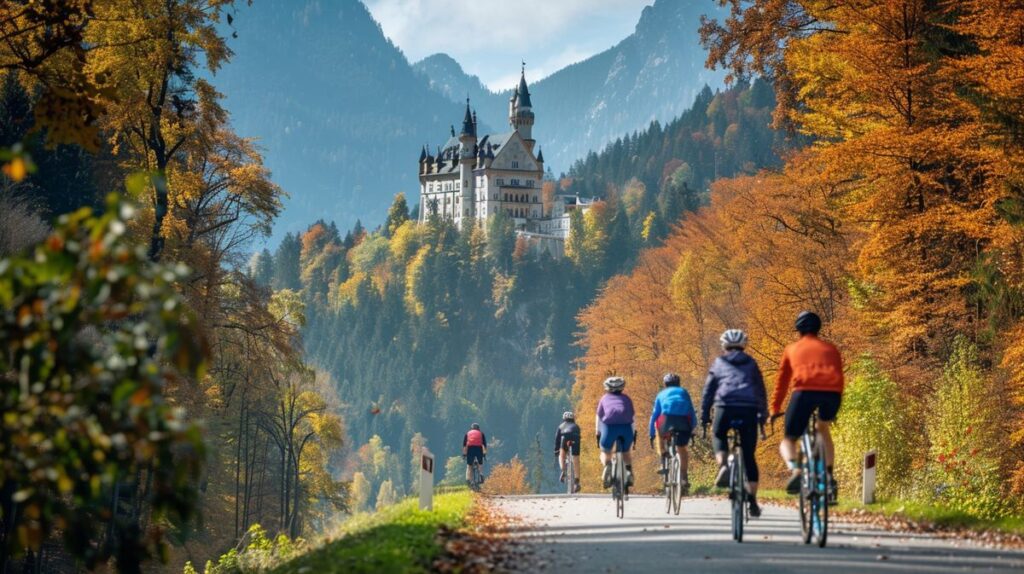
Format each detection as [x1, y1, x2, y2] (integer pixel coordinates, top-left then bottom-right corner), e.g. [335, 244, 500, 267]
[509, 65, 536, 154]
[458, 99, 477, 222]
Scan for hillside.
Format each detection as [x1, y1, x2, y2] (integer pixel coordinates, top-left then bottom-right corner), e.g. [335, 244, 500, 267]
[212, 0, 483, 239]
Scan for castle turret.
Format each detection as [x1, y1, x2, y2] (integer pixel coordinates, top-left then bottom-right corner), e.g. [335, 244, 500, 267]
[509, 65, 536, 153]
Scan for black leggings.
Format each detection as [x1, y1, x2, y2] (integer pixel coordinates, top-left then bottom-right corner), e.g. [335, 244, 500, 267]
[712, 406, 759, 483]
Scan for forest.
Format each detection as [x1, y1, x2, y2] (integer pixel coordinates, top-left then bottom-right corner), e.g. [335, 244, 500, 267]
[575, 0, 1024, 520]
[249, 78, 783, 510]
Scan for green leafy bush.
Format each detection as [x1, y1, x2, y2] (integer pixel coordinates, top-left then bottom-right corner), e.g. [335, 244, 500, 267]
[832, 357, 913, 499]
[0, 194, 206, 571]
[924, 338, 1011, 520]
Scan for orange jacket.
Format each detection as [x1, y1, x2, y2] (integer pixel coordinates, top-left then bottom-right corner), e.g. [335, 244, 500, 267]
[770, 335, 844, 414]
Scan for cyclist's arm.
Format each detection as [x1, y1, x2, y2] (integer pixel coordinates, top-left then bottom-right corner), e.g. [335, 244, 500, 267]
[771, 349, 793, 415]
[462, 433, 468, 456]
[684, 390, 697, 428]
[481, 433, 487, 453]
[700, 369, 718, 426]
[648, 396, 661, 438]
[753, 362, 769, 422]
[553, 428, 562, 453]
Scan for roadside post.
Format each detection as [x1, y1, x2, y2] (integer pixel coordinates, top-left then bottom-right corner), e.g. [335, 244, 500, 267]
[420, 447, 434, 511]
[863, 450, 877, 504]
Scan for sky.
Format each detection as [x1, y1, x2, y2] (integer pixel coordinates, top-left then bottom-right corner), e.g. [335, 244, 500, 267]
[363, 0, 654, 90]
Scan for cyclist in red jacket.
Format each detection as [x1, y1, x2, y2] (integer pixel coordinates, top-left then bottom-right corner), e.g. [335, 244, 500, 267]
[463, 423, 488, 485]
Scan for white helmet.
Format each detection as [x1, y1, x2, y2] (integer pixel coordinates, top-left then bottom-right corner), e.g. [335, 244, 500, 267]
[562, 411, 575, 421]
[603, 376, 626, 392]
[720, 329, 749, 350]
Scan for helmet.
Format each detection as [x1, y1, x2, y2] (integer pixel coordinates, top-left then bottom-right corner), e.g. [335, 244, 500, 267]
[603, 376, 626, 392]
[470, 422, 480, 430]
[720, 329, 749, 350]
[662, 373, 681, 387]
[562, 411, 575, 421]
[795, 311, 822, 335]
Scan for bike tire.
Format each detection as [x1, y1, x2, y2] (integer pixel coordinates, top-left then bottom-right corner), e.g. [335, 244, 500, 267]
[732, 455, 744, 542]
[617, 451, 626, 518]
[664, 456, 672, 515]
[800, 447, 813, 544]
[672, 455, 683, 515]
[815, 442, 829, 547]
[566, 456, 574, 496]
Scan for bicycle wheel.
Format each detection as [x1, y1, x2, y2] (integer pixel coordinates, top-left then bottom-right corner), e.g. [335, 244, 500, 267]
[566, 455, 574, 495]
[814, 442, 829, 547]
[672, 454, 683, 515]
[731, 454, 745, 542]
[614, 452, 625, 518]
[799, 447, 813, 544]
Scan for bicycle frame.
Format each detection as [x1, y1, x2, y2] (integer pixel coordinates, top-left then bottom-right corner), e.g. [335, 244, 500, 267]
[727, 425, 747, 542]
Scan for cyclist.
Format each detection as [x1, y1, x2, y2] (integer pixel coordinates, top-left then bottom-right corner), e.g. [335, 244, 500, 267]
[595, 376, 635, 488]
[769, 311, 844, 498]
[554, 411, 582, 492]
[700, 329, 768, 518]
[648, 373, 696, 494]
[462, 423, 488, 486]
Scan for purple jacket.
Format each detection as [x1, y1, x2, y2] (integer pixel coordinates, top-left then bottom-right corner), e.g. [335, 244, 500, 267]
[597, 393, 635, 425]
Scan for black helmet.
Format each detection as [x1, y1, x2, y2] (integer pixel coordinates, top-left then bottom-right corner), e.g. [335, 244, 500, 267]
[470, 422, 480, 430]
[662, 373, 681, 387]
[795, 311, 822, 335]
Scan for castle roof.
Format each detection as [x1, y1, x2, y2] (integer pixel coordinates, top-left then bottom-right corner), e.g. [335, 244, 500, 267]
[460, 100, 475, 137]
[516, 70, 532, 108]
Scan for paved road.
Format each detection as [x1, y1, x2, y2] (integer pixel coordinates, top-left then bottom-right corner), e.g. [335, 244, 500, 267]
[494, 495, 1024, 573]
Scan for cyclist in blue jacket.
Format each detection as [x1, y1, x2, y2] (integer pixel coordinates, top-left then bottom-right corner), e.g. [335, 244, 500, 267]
[649, 373, 697, 494]
[700, 329, 768, 517]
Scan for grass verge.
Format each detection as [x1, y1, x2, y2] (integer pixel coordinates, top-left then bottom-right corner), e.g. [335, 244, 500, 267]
[755, 488, 1024, 536]
[270, 490, 474, 574]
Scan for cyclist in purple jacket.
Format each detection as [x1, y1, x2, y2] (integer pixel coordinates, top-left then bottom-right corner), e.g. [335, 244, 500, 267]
[595, 376, 635, 488]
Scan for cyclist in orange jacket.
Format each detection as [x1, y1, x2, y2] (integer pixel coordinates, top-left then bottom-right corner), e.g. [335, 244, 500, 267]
[770, 311, 844, 497]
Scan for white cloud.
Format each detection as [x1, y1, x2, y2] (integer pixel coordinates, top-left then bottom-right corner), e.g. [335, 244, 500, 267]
[364, 0, 652, 88]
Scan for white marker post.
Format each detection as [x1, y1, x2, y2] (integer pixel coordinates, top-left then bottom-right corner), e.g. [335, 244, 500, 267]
[419, 447, 434, 511]
[863, 450, 877, 504]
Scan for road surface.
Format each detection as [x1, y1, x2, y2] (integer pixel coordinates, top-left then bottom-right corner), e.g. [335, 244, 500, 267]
[494, 494, 1024, 573]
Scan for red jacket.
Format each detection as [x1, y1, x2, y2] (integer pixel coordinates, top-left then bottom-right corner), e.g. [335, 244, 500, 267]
[771, 335, 844, 414]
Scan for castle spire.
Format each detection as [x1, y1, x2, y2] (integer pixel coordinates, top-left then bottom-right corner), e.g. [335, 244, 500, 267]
[460, 97, 475, 137]
[517, 64, 532, 108]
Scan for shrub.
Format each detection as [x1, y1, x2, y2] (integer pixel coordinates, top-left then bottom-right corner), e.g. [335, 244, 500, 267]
[481, 456, 530, 495]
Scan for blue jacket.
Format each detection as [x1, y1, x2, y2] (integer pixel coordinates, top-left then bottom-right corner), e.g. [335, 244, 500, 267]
[701, 350, 768, 425]
[648, 386, 697, 438]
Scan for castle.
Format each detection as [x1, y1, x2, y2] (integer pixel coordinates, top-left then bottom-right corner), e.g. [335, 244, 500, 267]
[417, 67, 590, 244]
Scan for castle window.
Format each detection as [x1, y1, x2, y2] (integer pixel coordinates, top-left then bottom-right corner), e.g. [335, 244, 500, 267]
[527, 180, 534, 188]
[511, 178, 520, 186]
[512, 161, 519, 168]
[533, 195, 538, 202]
[497, 178, 504, 186]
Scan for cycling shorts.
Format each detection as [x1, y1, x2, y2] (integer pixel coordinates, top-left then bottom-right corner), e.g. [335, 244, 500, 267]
[712, 406, 760, 483]
[598, 422, 633, 452]
[465, 446, 484, 465]
[560, 435, 581, 456]
[656, 414, 693, 446]
[784, 390, 842, 439]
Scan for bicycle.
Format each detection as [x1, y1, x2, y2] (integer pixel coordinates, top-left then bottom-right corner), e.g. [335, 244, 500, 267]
[466, 455, 485, 492]
[608, 432, 635, 519]
[659, 433, 684, 515]
[798, 412, 830, 547]
[562, 439, 579, 495]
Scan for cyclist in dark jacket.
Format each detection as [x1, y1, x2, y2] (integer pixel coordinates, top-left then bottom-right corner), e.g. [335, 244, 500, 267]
[554, 411, 582, 492]
[701, 329, 768, 517]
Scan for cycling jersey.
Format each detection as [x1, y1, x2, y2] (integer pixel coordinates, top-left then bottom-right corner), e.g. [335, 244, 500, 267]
[648, 386, 696, 438]
[771, 335, 844, 414]
[463, 429, 487, 448]
[554, 421, 581, 452]
[701, 349, 768, 425]
[597, 392, 634, 425]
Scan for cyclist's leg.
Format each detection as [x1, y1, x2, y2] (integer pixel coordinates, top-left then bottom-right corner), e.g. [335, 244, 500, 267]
[816, 420, 834, 466]
[598, 423, 614, 486]
[558, 447, 567, 472]
[816, 391, 842, 468]
[711, 407, 730, 486]
[782, 392, 814, 493]
[739, 411, 759, 496]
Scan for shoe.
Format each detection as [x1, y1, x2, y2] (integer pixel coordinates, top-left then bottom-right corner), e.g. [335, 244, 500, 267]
[626, 469, 635, 487]
[559, 470, 566, 483]
[786, 471, 802, 495]
[749, 498, 762, 518]
[681, 479, 690, 496]
[602, 463, 612, 488]
[573, 479, 581, 493]
[656, 467, 668, 476]
[715, 465, 729, 488]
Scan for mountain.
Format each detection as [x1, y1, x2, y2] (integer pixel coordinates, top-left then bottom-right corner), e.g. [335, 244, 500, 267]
[213, 0, 484, 240]
[412, 54, 491, 105]
[415, 0, 726, 175]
